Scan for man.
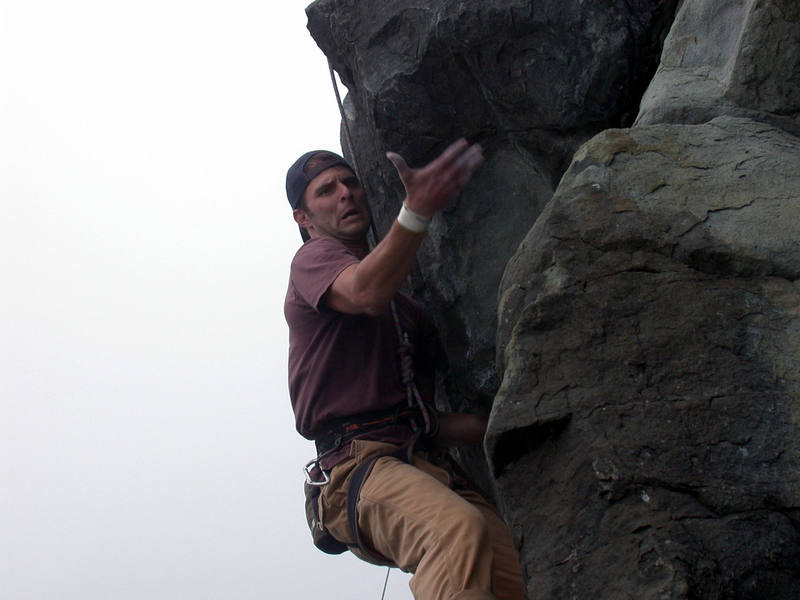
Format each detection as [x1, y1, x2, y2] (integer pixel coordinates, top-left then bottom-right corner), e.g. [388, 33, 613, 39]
[284, 140, 524, 600]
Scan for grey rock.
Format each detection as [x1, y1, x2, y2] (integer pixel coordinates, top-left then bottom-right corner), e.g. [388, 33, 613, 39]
[306, 0, 677, 410]
[636, 0, 800, 135]
[489, 116, 800, 599]
[303, 0, 800, 597]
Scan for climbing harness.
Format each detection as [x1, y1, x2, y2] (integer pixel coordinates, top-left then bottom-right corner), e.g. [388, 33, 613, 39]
[303, 422, 423, 557]
[303, 404, 426, 486]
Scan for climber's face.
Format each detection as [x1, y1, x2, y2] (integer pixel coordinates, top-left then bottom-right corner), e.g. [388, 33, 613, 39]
[292, 166, 370, 242]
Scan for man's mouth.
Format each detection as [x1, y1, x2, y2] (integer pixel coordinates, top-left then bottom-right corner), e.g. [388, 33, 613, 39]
[341, 208, 360, 221]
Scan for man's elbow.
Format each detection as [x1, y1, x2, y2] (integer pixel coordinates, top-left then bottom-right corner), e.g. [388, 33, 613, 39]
[328, 286, 391, 316]
[362, 303, 391, 317]
[352, 290, 392, 316]
[329, 266, 392, 316]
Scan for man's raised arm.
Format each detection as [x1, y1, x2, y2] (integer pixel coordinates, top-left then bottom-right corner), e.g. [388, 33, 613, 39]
[327, 139, 483, 316]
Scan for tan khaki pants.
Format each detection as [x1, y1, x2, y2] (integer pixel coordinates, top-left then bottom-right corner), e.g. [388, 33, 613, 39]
[318, 440, 525, 600]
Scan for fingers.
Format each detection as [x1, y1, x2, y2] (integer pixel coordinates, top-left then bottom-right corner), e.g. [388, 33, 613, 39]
[388, 140, 483, 178]
[453, 143, 484, 174]
[434, 138, 471, 169]
[385, 139, 484, 215]
[385, 151, 410, 180]
[435, 139, 483, 182]
[438, 142, 483, 193]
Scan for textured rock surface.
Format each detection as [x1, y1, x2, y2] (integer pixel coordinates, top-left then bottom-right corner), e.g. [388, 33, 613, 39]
[636, 0, 800, 135]
[307, 0, 677, 412]
[489, 116, 800, 598]
[305, 0, 800, 597]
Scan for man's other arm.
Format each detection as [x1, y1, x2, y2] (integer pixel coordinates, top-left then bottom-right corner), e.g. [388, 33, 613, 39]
[435, 413, 488, 447]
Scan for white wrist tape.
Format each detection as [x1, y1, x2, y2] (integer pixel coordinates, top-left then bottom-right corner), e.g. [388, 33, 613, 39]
[397, 203, 431, 233]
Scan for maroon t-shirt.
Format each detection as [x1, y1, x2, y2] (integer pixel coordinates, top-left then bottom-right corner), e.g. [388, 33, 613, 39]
[285, 237, 438, 463]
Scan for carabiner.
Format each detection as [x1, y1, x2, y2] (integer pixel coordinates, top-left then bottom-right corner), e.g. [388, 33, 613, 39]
[303, 457, 331, 486]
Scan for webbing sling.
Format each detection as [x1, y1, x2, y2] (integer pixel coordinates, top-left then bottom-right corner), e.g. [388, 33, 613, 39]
[304, 418, 422, 557]
[345, 434, 419, 564]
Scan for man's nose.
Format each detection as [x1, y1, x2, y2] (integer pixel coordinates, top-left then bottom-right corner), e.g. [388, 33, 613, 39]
[336, 181, 353, 200]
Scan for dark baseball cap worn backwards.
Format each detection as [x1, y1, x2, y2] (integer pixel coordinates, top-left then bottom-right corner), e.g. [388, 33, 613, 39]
[286, 150, 355, 242]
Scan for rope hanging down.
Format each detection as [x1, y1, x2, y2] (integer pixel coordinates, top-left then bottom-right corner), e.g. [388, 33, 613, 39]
[328, 59, 379, 245]
[391, 306, 433, 435]
[380, 566, 390, 600]
[327, 59, 433, 437]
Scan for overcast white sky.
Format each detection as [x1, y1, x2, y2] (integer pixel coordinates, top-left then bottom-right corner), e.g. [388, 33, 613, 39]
[1, 1, 413, 598]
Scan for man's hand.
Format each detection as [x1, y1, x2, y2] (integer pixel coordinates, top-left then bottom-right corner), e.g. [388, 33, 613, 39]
[434, 413, 488, 447]
[327, 138, 483, 316]
[386, 139, 484, 219]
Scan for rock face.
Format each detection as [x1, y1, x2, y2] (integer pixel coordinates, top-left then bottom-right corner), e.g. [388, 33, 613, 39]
[636, 0, 800, 135]
[491, 116, 800, 599]
[306, 0, 800, 597]
[307, 0, 678, 413]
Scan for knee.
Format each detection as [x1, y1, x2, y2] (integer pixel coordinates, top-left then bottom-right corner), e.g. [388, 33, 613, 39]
[448, 504, 489, 548]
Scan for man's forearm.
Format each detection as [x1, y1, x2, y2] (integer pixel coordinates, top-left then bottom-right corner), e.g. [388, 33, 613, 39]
[328, 219, 425, 315]
[327, 139, 484, 316]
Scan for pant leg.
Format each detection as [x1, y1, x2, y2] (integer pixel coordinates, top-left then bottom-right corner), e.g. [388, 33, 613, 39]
[357, 453, 496, 600]
[455, 488, 525, 600]
[319, 440, 523, 600]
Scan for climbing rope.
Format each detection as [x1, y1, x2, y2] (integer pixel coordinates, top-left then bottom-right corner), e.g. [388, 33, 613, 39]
[328, 59, 379, 246]
[391, 303, 433, 435]
[327, 59, 433, 437]
[380, 567, 390, 600]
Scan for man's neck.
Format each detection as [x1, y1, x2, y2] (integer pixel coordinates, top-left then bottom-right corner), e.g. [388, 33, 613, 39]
[313, 233, 370, 259]
[342, 238, 370, 260]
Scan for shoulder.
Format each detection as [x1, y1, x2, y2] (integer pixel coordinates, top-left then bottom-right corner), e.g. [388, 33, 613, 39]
[291, 237, 357, 268]
[291, 236, 342, 262]
[288, 237, 361, 312]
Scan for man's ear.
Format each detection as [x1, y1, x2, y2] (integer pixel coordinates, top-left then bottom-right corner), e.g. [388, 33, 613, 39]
[293, 208, 311, 229]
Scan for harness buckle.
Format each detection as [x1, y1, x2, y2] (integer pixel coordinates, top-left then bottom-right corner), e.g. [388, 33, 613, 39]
[303, 457, 331, 486]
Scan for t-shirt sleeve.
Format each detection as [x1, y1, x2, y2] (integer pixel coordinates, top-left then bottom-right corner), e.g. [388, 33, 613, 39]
[290, 238, 361, 312]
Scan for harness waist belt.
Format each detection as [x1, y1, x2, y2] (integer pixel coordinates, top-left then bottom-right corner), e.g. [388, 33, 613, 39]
[314, 404, 423, 457]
